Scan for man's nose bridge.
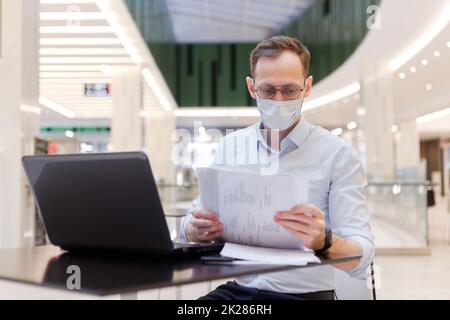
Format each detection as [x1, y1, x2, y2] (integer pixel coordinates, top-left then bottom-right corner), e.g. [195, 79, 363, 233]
[273, 90, 285, 101]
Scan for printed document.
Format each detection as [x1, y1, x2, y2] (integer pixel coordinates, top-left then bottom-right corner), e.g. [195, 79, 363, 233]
[197, 167, 309, 250]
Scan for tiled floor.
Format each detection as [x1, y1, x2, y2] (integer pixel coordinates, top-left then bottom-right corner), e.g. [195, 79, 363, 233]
[375, 195, 450, 300]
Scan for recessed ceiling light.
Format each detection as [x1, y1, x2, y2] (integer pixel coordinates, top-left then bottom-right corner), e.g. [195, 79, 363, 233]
[347, 122, 357, 130]
[410, 66, 417, 73]
[421, 59, 428, 66]
[100, 65, 115, 77]
[398, 72, 406, 79]
[426, 83, 432, 91]
[332, 128, 343, 136]
[65, 130, 75, 138]
[356, 108, 366, 116]
[447, 42, 450, 48]
[391, 125, 398, 133]
[434, 50, 441, 57]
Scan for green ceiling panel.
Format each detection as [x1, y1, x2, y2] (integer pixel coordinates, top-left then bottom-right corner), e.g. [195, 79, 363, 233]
[125, 0, 380, 107]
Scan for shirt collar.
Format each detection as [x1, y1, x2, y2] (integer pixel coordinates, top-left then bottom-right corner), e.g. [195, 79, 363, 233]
[284, 116, 313, 148]
[255, 116, 313, 152]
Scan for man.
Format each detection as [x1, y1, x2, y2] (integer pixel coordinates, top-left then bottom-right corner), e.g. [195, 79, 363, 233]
[179, 35, 374, 300]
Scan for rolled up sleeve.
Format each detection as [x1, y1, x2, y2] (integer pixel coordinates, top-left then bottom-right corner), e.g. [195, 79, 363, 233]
[179, 196, 202, 242]
[329, 144, 375, 279]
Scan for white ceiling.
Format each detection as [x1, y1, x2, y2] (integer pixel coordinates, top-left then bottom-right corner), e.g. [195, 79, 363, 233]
[166, 0, 315, 42]
[39, 0, 176, 123]
[39, 1, 119, 119]
[39, 0, 450, 141]
[303, 0, 450, 136]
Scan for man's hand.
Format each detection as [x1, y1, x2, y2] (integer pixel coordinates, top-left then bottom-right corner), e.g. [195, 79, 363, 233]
[186, 208, 224, 242]
[274, 204, 326, 251]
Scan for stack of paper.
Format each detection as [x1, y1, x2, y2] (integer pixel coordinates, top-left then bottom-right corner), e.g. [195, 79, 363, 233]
[220, 243, 321, 266]
[196, 167, 309, 250]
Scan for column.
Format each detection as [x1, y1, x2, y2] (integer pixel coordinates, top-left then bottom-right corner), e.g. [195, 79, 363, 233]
[0, 0, 39, 248]
[394, 121, 421, 172]
[359, 72, 395, 181]
[111, 66, 142, 151]
[144, 108, 175, 183]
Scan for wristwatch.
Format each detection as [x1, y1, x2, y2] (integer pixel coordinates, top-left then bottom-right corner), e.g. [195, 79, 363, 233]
[315, 227, 333, 254]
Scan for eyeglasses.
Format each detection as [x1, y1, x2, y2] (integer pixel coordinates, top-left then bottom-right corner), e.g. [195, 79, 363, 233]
[253, 83, 304, 100]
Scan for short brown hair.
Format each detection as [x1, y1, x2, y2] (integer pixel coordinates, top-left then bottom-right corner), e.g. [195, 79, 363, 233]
[250, 35, 310, 77]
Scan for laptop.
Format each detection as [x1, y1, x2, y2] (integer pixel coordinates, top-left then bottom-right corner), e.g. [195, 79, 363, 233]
[22, 152, 223, 256]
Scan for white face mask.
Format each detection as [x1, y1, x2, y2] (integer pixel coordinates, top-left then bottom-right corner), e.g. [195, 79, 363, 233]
[256, 96, 304, 130]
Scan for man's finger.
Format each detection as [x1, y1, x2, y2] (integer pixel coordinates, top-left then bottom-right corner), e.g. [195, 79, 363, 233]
[191, 218, 219, 228]
[193, 209, 219, 221]
[197, 230, 223, 242]
[290, 204, 324, 219]
[274, 212, 312, 225]
[197, 224, 223, 234]
[277, 220, 312, 235]
[280, 224, 310, 242]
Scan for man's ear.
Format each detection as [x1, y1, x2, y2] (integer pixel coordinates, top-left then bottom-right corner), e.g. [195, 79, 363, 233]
[246, 76, 257, 100]
[304, 75, 313, 98]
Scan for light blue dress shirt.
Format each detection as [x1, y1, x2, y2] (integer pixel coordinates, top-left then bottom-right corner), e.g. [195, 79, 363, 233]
[180, 117, 374, 294]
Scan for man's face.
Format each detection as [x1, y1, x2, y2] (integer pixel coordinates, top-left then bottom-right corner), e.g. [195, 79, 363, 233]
[246, 50, 313, 102]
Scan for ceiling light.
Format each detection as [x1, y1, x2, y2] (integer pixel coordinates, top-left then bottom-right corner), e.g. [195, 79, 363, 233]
[303, 82, 360, 111]
[173, 107, 259, 117]
[389, 3, 450, 71]
[39, 72, 106, 78]
[356, 108, 366, 116]
[40, 38, 121, 45]
[40, 57, 132, 64]
[142, 68, 174, 112]
[40, 12, 105, 20]
[80, 143, 94, 152]
[140, 110, 150, 118]
[40, 65, 103, 72]
[96, 0, 143, 65]
[331, 128, 343, 136]
[39, 96, 74, 118]
[347, 122, 357, 130]
[421, 59, 428, 66]
[40, 48, 127, 56]
[20, 105, 42, 115]
[426, 83, 432, 91]
[416, 107, 450, 124]
[447, 42, 450, 48]
[398, 72, 406, 79]
[65, 130, 75, 138]
[434, 50, 441, 57]
[391, 125, 398, 133]
[410, 66, 417, 73]
[40, 0, 96, 3]
[39, 26, 114, 34]
[40, 78, 109, 84]
[100, 65, 115, 77]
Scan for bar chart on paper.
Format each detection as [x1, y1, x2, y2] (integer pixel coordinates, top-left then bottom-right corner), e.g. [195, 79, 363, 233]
[197, 167, 309, 249]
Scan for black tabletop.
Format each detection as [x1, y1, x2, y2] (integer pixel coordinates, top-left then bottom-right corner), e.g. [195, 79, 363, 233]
[0, 246, 361, 296]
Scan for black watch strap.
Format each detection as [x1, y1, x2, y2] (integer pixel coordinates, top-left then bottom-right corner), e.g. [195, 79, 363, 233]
[315, 227, 332, 254]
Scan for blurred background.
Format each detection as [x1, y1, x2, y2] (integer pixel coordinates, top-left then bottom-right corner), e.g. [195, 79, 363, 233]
[0, 0, 449, 299]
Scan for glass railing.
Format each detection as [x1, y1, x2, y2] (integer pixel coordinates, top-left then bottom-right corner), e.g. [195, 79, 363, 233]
[367, 182, 430, 250]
